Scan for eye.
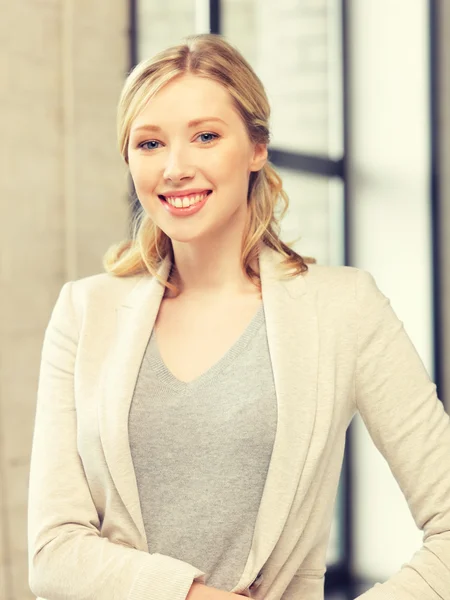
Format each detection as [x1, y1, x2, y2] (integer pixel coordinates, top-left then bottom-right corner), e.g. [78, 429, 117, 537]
[138, 140, 161, 151]
[196, 132, 220, 144]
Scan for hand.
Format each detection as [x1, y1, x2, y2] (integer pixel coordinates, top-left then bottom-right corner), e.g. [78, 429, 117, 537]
[186, 582, 251, 599]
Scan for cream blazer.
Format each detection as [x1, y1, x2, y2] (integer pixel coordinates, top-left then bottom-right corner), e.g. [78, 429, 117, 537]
[28, 244, 450, 600]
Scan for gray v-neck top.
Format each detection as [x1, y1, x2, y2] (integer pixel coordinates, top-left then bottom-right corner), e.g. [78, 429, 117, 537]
[128, 303, 277, 592]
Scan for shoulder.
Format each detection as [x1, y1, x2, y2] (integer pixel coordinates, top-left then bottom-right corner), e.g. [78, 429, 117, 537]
[302, 263, 359, 292]
[299, 263, 384, 307]
[67, 271, 146, 313]
[261, 244, 377, 301]
[303, 263, 359, 283]
[70, 271, 143, 294]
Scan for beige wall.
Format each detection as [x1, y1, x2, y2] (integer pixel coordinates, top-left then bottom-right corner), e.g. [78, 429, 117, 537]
[0, 1, 130, 598]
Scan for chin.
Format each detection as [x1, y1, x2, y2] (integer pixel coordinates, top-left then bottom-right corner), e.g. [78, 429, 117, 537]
[157, 211, 241, 247]
[160, 226, 211, 246]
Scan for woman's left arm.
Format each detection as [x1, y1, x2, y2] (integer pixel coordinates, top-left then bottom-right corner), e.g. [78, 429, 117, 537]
[354, 269, 450, 600]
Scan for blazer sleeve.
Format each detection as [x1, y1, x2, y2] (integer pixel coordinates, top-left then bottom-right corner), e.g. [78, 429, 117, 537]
[353, 270, 450, 600]
[28, 281, 207, 600]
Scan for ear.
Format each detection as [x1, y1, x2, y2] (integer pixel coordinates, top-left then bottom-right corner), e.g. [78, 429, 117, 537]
[250, 143, 268, 172]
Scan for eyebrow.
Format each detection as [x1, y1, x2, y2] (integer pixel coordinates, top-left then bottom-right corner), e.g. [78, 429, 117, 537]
[131, 117, 227, 134]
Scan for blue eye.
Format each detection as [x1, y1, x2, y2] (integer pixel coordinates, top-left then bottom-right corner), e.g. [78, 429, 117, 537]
[139, 140, 161, 151]
[197, 132, 219, 144]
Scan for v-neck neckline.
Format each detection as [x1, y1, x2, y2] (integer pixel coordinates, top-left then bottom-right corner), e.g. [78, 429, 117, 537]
[146, 302, 265, 393]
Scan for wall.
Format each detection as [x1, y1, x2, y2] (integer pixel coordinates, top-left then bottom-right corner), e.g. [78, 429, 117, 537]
[0, 1, 130, 597]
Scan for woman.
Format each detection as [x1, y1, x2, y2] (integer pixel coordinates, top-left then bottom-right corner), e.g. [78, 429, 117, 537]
[28, 33, 450, 600]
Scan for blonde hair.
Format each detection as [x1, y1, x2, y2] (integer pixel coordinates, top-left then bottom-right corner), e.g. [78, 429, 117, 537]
[103, 33, 314, 293]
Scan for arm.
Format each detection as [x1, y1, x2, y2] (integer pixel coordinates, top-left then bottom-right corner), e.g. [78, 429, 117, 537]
[28, 282, 210, 600]
[353, 270, 450, 599]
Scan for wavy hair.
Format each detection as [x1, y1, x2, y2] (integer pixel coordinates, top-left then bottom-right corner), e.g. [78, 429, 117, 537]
[103, 33, 314, 293]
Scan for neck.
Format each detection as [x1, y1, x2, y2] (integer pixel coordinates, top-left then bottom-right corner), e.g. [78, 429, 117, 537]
[167, 237, 260, 299]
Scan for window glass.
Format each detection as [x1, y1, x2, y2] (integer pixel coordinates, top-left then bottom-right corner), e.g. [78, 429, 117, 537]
[222, 0, 343, 157]
[137, 0, 197, 60]
[277, 168, 345, 266]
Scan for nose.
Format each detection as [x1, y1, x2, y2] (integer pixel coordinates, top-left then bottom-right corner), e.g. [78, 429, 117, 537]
[163, 146, 195, 183]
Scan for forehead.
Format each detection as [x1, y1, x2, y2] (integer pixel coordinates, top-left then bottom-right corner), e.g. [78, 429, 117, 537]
[133, 74, 238, 127]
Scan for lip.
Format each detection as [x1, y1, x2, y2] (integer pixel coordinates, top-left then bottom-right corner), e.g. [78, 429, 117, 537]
[160, 191, 211, 217]
[159, 188, 212, 199]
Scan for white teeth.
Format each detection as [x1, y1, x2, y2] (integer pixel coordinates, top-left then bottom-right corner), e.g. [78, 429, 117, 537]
[165, 192, 210, 208]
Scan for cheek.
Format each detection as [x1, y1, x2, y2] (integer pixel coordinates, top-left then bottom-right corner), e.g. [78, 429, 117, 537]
[208, 146, 250, 182]
[129, 159, 157, 193]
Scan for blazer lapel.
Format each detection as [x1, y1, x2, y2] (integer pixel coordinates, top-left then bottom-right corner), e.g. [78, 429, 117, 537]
[98, 257, 171, 549]
[233, 245, 319, 592]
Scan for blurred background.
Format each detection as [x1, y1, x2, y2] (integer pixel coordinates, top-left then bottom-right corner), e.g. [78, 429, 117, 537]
[1, 0, 450, 598]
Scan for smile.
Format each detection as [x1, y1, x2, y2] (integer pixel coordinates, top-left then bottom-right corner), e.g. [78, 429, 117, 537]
[159, 190, 212, 217]
[162, 191, 211, 208]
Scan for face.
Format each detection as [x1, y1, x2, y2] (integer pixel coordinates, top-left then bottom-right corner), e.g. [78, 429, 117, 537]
[127, 74, 267, 247]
